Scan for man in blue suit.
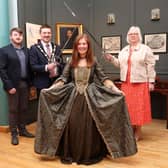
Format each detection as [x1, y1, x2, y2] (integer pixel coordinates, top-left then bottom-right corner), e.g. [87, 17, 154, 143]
[0, 28, 34, 145]
[29, 24, 64, 96]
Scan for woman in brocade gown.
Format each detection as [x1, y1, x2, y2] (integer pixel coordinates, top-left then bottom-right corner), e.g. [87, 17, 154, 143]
[34, 34, 137, 165]
[105, 26, 156, 141]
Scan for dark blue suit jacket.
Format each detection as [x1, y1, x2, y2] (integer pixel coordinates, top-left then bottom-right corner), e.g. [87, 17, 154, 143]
[0, 44, 31, 91]
[29, 41, 64, 89]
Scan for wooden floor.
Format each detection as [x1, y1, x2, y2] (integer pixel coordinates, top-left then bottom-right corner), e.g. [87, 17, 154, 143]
[0, 119, 168, 168]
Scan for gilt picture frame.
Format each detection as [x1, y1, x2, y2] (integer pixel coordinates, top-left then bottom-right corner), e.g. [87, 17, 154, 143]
[101, 35, 122, 54]
[55, 23, 83, 54]
[144, 32, 168, 54]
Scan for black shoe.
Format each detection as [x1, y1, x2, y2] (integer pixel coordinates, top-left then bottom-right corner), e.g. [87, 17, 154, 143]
[11, 135, 19, 145]
[19, 129, 35, 138]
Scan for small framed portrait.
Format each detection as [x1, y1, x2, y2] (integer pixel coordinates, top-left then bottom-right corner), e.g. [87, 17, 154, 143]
[151, 8, 160, 21]
[101, 35, 122, 54]
[29, 86, 37, 100]
[107, 13, 116, 24]
[144, 32, 168, 54]
[55, 23, 83, 54]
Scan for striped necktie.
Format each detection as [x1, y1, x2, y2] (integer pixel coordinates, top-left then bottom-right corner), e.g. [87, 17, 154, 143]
[46, 44, 51, 57]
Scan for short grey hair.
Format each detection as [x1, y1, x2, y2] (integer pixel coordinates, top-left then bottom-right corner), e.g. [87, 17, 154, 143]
[126, 26, 142, 44]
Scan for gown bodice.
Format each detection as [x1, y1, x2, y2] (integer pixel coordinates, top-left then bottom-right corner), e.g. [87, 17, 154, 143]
[74, 67, 91, 94]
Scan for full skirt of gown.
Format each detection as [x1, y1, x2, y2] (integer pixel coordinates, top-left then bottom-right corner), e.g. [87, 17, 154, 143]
[34, 82, 137, 164]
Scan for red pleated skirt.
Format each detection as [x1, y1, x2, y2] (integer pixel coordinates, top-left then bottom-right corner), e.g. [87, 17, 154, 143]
[121, 80, 152, 126]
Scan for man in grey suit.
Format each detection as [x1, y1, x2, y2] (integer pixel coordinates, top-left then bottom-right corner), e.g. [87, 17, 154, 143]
[0, 28, 34, 145]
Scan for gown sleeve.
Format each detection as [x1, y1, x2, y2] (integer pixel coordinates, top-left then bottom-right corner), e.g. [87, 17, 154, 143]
[94, 59, 109, 83]
[54, 59, 72, 84]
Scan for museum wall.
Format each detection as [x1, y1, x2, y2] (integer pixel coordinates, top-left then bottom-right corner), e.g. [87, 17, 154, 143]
[17, 0, 168, 79]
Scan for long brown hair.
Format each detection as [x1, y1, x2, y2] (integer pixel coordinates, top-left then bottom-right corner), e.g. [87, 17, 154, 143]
[71, 34, 95, 67]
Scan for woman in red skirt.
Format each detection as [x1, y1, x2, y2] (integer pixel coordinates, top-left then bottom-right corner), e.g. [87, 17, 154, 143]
[105, 26, 156, 141]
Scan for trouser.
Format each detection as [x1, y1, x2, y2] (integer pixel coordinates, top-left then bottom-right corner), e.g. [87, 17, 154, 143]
[7, 81, 29, 135]
[36, 88, 41, 98]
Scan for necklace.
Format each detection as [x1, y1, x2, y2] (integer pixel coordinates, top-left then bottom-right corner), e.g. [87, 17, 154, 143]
[36, 44, 56, 63]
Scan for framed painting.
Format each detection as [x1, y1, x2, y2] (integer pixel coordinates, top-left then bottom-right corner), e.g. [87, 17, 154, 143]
[101, 35, 122, 54]
[55, 23, 83, 54]
[144, 32, 168, 54]
[29, 86, 37, 100]
[151, 8, 160, 21]
[25, 22, 41, 48]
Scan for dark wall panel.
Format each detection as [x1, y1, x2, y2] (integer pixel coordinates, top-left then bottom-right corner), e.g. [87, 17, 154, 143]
[17, 0, 168, 79]
[46, 0, 92, 42]
[135, 0, 168, 79]
[17, 0, 46, 39]
[92, 0, 135, 77]
[92, 0, 168, 79]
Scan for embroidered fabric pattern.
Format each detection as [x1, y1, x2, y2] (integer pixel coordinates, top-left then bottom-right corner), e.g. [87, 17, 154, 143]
[74, 67, 90, 94]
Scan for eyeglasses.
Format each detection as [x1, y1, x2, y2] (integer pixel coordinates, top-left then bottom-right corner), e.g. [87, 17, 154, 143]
[128, 33, 138, 36]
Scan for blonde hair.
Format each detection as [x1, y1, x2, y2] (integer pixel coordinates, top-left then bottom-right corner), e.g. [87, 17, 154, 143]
[126, 26, 142, 44]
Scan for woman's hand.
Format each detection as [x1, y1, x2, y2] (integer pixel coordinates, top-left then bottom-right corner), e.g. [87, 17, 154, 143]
[43, 81, 64, 91]
[149, 83, 155, 91]
[111, 85, 124, 95]
[104, 79, 124, 94]
[54, 81, 64, 87]
[8, 88, 16, 94]
[104, 53, 114, 62]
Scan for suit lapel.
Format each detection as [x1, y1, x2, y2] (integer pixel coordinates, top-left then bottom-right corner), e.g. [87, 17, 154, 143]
[36, 42, 49, 62]
[9, 44, 19, 61]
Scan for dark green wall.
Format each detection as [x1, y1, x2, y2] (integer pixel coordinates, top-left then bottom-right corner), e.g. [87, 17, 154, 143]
[17, 0, 46, 44]
[92, 0, 168, 79]
[17, 0, 168, 79]
[18, 0, 46, 25]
